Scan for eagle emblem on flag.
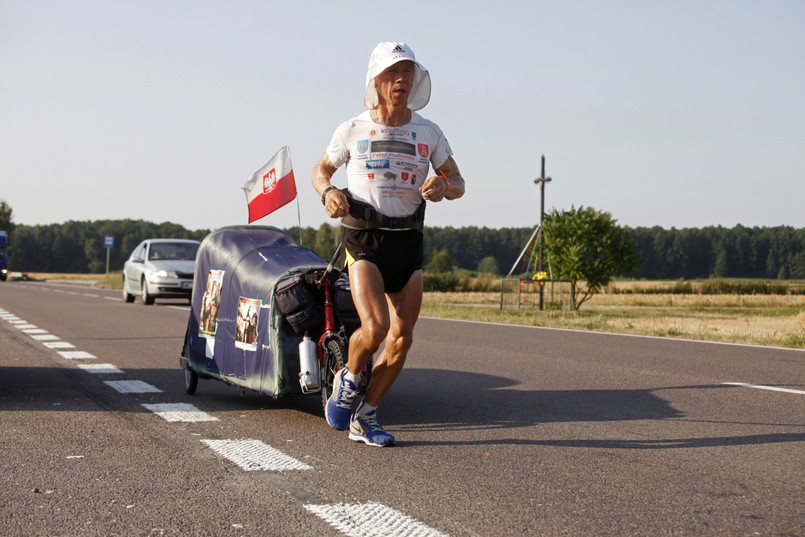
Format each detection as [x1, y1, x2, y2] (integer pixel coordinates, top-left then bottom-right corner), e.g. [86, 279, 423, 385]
[263, 169, 277, 194]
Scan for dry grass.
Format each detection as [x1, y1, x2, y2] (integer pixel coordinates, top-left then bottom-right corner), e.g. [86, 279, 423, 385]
[14, 271, 121, 289]
[422, 289, 805, 349]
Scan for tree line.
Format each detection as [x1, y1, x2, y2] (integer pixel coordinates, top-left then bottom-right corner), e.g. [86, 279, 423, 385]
[6, 220, 209, 274]
[2, 218, 804, 280]
[300, 223, 805, 280]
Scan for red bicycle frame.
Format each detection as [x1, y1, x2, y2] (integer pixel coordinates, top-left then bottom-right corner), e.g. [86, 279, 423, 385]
[316, 274, 347, 367]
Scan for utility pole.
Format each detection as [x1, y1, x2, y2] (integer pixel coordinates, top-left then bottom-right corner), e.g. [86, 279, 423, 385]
[534, 155, 552, 310]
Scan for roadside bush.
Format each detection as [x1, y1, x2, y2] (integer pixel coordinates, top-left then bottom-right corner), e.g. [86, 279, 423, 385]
[699, 279, 788, 295]
[422, 273, 501, 292]
[470, 275, 500, 292]
[608, 279, 793, 295]
[423, 272, 461, 292]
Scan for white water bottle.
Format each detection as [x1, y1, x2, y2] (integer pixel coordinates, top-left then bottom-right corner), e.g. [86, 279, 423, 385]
[298, 335, 320, 392]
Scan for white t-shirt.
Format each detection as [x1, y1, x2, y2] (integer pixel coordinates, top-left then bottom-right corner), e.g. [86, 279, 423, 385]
[326, 110, 453, 218]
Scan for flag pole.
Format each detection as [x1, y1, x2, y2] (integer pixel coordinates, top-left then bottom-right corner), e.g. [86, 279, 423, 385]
[286, 145, 303, 245]
[295, 196, 303, 245]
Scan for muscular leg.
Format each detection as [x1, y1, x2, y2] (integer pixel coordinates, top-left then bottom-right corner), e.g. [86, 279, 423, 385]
[350, 266, 423, 407]
[347, 260, 389, 376]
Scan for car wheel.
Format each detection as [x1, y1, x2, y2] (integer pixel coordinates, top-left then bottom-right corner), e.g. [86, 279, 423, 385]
[122, 276, 135, 303]
[141, 278, 154, 305]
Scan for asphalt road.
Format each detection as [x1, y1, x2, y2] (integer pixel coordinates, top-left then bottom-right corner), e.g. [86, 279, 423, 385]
[1, 280, 803, 536]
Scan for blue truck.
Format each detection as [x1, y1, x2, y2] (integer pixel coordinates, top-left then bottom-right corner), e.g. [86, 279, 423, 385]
[0, 230, 7, 281]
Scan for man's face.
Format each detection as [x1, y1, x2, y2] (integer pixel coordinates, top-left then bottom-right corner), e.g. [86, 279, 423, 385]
[374, 60, 415, 107]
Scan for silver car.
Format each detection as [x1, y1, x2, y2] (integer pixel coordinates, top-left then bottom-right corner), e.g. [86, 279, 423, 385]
[123, 239, 200, 305]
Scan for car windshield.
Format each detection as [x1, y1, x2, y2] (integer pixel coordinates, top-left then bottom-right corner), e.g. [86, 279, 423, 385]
[148, 243, 199, 261]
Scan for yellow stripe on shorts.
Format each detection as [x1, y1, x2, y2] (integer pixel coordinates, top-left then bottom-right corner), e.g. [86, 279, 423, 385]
[345, 248, 356, 266]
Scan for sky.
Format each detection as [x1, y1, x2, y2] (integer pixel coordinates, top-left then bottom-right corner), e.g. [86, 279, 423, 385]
[2, 0, 803, 234]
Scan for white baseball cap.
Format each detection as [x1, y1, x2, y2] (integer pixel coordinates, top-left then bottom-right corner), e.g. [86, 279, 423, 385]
[364, 42, 431, 111]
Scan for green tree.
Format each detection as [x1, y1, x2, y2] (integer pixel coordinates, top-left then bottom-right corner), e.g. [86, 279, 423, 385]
[544, 206, 641, 310]
[790, 251, 805, 279]
[0, 199, 14, 233]
[477, 256, 499, 275]
[765, 249, 778, 279]
[427, 248, 454, 273]
[313, 223, 340, 261]
[713, 248, 729, 278]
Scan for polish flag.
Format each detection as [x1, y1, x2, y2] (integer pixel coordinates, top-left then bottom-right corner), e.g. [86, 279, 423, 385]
[242, 146, 297, 223]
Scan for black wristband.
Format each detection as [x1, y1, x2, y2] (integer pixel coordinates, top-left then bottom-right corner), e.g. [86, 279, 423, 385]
[321, 186, 338, 205]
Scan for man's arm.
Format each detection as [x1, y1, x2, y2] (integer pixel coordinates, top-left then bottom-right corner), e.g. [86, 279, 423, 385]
[436, 156, 465, 200]
[420, 156, 465, 202]
[312, 151, 350, 218]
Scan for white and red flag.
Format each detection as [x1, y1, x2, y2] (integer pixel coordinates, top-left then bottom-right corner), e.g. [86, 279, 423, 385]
[242, 146, 297, 223]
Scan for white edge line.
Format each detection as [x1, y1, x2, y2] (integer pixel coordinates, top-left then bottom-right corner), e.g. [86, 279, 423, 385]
[722, 382, 805, 395]
[420, 316, 805, 353]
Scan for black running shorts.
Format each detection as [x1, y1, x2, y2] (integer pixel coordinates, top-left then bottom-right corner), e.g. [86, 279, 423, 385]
[343, 228, 424, 293]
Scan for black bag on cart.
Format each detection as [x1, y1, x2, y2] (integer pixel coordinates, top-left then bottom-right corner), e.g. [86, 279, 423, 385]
[274, 273, 323, 336]
[330, 272, 360, 336]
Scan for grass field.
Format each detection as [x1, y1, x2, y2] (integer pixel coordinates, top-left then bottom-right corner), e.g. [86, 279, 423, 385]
[424, 282, 805, 349]
[14, 273, 805, 349]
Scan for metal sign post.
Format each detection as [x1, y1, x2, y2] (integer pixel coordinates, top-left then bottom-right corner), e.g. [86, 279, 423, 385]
[104, 235, 114, 275]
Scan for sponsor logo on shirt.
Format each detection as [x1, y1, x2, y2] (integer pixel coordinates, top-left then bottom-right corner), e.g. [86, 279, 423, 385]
[418, 144, 429, 159]
[372, 140, 416, 156]
[366, 159, 390, 169]
[379, 127, 411, 138]
[357, 140, 369, 154]
[393, 160, 418, 171]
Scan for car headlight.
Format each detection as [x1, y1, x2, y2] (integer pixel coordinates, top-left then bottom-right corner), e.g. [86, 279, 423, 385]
[154, 269, 178, 279]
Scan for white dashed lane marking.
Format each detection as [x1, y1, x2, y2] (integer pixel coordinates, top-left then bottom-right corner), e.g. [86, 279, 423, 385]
[104, 380, 163, 394]
[57, 350, 97, 360]
[142, 403, 219, 422]
[201, 439, 313, 471]
[42, 341, 76, 349]
[304, 502, 449, 537]
[31, 334, 59, 341]
[22, 328, 48, 335]
[77, 363, 124, 374]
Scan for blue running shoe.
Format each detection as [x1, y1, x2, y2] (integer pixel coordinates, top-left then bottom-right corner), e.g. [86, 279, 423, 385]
[349, 408, 395, 447]
[325, 368, 361, 430]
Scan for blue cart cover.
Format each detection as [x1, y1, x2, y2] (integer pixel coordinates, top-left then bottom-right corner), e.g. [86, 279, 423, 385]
[183, 225, 327, 397]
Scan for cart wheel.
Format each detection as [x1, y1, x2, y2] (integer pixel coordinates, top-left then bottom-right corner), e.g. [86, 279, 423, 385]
[321, 338, 346, 414]
[184, 363, 198, 395]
